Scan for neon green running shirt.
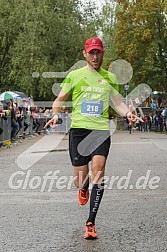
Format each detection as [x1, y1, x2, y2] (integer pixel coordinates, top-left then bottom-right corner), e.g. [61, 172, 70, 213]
[61, 66, 119, 130]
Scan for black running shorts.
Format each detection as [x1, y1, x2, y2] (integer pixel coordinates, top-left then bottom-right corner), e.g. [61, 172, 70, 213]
[69, 128, 111, 166]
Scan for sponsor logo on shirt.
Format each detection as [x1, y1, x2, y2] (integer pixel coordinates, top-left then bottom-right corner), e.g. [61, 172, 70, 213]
[98, 79, 105, 84]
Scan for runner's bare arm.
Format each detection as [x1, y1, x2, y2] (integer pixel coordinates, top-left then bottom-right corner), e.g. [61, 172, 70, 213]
[111, 94, 143, 123]
[111, 94, 131, 117]
[44, 89, 68, 129]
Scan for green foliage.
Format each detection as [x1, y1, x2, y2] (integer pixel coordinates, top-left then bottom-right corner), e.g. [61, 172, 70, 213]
[100, 0, 117, 69]
[115, 0, 167, 99]
[0, 0, 100, 100]
[1, 0, 166, 102]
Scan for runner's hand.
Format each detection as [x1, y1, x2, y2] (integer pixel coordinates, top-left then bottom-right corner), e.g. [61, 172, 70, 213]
[43, 115, 59, 129]
[126, 112, 144, 124]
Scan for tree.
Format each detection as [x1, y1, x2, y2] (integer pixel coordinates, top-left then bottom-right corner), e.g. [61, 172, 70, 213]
[0, 0, 23, 90]
[100, 0, 117, 69]
[115, 0, 167, 100]
[0, 0, 101, 100]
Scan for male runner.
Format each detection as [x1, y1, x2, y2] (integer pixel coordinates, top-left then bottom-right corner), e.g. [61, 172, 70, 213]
[44, 37, 140, 239]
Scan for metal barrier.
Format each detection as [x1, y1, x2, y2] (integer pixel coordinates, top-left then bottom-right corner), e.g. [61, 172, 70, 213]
[18, 118, 24, 137]
[56, 114, 71, 133]
[0, 116, 11, 142]
[0, 113, 71, 145]
[23, 114, 71, 135]
[0, 117, 3, 143]
[25, 116, 33, 135]
[44, 114, 71, 134]
[38, 118, 47, 132]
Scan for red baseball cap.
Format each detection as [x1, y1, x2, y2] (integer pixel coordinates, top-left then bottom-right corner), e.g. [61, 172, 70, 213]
[84, 37, 104, 52]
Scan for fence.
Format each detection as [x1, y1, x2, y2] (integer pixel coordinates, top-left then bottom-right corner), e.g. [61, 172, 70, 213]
[0, 116, 11, 143]
[21, 114, 71, 135]
[0, 114, 71, 145]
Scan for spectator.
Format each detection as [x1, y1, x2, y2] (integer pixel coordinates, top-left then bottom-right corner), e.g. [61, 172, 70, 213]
[156, 107, 163, 118]
[139, 115, 144, 131]
[7, 101, 19, 142]
[158, 97, 162, 108]
[163, 105, 167, 132]
[154, 114, 159, 132]
[18, 102, 29, 138]
[135, 117, 140, 131]
[31, 107, 40, 134]
[0, 107, 7, 138]
[151, 100, 157, 115]
[159, 115, 163, 132]
[43, 109, 50, 118]
[143, 114, 148, 132]
[147, 113, 152, 131]
[15, 103, 23, 137]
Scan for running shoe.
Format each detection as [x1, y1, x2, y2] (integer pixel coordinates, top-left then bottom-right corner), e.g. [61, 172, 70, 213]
[78, 188, 89, 205]
[84, 222, 97, 239]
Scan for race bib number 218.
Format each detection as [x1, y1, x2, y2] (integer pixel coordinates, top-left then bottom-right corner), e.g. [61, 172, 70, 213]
[81, 99, 103, 117]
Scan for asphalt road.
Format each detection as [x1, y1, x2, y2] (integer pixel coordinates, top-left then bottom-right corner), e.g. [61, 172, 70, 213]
[0, 130, 167, 252]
